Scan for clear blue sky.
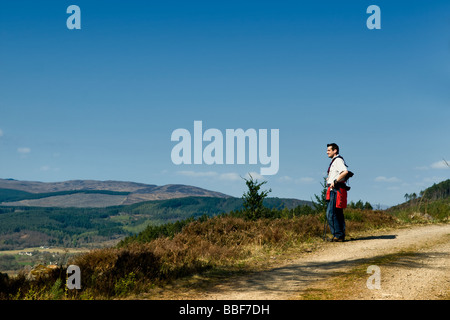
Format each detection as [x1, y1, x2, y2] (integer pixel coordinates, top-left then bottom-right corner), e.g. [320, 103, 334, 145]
[0, 1, 449, 206]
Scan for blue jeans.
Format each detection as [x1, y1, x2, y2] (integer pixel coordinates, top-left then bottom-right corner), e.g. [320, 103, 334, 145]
[326, 189, 346, 239]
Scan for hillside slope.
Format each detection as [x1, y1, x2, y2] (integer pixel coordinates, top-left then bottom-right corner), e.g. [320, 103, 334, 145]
[387, 179, 450, 221]
[0, 195, 313, 250]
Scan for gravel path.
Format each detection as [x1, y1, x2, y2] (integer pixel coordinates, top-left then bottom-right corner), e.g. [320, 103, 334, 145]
[193, 223, 449, 300]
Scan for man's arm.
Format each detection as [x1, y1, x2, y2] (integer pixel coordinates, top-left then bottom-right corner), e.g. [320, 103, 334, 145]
[331, 170, 349, 189]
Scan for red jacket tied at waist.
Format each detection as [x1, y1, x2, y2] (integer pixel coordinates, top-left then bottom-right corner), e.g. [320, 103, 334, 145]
[326, 187, 347, 209]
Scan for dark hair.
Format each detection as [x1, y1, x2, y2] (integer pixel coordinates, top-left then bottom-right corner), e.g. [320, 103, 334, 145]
[327, 143, 339, 154]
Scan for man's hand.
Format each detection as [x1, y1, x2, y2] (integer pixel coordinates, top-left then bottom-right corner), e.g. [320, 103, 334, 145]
[332, 171, 349, 189]
[330, 179, 336, 189]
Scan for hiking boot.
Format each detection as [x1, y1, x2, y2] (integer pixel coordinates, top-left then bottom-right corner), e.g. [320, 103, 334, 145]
[331, 237, 345, 242]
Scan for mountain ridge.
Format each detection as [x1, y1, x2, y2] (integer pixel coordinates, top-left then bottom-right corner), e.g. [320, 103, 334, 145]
[0, 178, 232, 207]
[0, 178, 153, 193]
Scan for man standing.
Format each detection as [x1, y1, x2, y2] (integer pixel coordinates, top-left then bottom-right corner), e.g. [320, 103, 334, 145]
[326, 143, 349, 242]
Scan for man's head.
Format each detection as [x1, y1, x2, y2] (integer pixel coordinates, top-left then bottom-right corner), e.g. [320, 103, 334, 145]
[327, 143, 339, 158]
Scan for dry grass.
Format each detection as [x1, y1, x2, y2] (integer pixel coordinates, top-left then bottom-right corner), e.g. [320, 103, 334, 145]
[1, 209, 399, 299]
[69, 211, 397, 298]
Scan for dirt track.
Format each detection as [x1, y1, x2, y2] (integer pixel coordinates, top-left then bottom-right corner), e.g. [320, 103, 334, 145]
[189, 223, 449, 300]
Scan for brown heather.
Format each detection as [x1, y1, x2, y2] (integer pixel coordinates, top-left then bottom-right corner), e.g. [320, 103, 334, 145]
[67, 210, 396, 298]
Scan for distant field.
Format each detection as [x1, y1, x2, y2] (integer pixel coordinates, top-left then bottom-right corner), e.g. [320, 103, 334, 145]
[0, 246, 91, 275]
[0, 246, 90, 256]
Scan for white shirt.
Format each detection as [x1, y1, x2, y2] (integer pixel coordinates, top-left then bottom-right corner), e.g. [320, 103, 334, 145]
[327, 155, 348, 185]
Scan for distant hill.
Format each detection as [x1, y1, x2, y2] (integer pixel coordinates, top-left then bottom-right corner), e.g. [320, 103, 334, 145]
[387, 179, 449, 221]
[0, 179, 231, 207]
[421, 179, 450, 200]
[389, 179, 450, 210]
[0, 178, 314, 250]
[0, 179, 150, 193]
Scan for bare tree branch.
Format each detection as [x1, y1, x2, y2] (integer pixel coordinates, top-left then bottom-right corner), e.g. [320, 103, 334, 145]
[443, 158, 450, 168]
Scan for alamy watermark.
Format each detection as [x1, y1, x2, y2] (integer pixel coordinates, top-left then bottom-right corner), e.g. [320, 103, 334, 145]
[366, 5, 381, 30]
[66, 264, 81, 289]
[366, 265, 381, 290]
[171, 121, 279, 175]
[65, 5, 379, 31]
[66, 5, 81, 30]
